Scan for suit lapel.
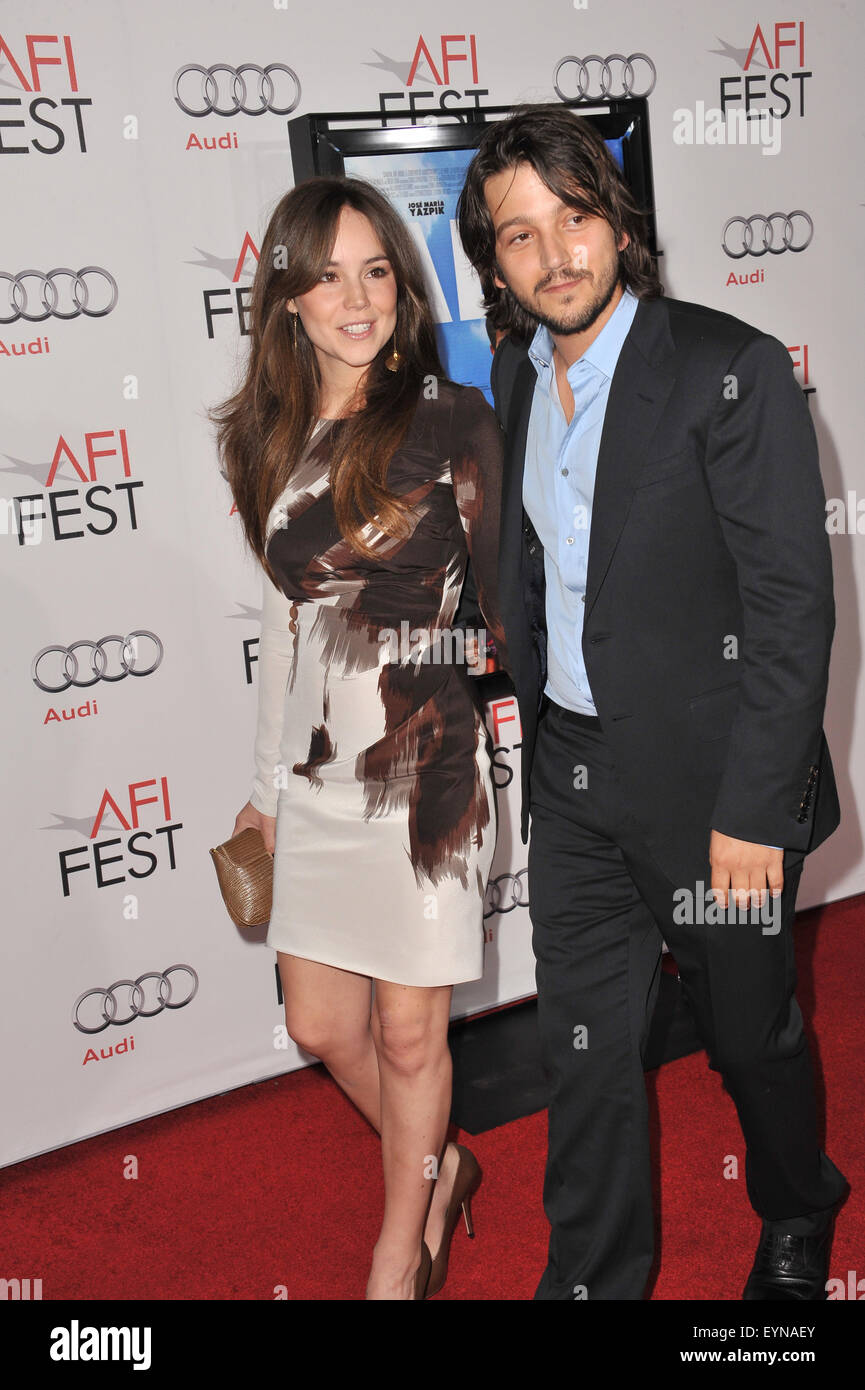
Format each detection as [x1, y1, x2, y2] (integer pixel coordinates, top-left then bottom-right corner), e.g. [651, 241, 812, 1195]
[584, 298, 677, 619]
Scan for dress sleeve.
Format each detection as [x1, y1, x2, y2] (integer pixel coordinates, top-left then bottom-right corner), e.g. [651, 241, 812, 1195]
[249, 571, 295, 816]
[449, 384, 509, 671]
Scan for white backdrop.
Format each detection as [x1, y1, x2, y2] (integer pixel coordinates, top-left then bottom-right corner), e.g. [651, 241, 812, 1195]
[2, 0, 863, 1168]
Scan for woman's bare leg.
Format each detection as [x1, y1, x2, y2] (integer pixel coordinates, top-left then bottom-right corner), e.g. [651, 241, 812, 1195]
[277, 953, 460, 1292]
[365, 978, 454, 1299]
[277, 952, 380, 1125]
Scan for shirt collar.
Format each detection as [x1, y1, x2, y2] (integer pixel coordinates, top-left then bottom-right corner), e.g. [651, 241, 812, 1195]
[528, 285, 639, 383]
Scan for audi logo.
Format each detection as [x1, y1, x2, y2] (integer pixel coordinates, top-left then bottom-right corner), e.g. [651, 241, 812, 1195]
[484, 869, 529, 919]
[554, 52, 656, 101]
[73, 965, 199, 1034]
[32, 632, 164, 693]
[0, 267, 118, 324]
[174, 62, 301, 117]
[722, 212, 813, 259]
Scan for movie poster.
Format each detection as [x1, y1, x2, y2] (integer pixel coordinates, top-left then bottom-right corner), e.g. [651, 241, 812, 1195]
[344, 147, 494, 400]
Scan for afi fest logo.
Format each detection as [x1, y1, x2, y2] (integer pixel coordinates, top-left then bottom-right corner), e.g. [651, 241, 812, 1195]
[366, 34, 488, 123]
[486, 694, 522, 792]
[3, 427, 142, 548]
[52, 776, 183, 898]
[712, 20, 811, 120]
[193, 232, 259, 339]
[788, 342, 814, 404]
[0, 32, 91, 153]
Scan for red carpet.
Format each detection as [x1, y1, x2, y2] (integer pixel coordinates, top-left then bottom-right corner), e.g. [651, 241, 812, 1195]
[2, 894, 862, 1300]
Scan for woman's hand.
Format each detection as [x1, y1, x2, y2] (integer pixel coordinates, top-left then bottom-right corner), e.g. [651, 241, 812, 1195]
[232, 800, 276, 855]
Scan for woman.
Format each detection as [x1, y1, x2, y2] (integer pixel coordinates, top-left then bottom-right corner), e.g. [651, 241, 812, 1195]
[210, 176, 507, 1300]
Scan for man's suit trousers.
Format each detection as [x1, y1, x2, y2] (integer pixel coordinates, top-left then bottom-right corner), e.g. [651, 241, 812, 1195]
[529, 698, 848, 1300]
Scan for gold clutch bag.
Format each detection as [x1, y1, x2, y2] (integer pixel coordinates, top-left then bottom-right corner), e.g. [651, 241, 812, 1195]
[209, 826, 273, 928]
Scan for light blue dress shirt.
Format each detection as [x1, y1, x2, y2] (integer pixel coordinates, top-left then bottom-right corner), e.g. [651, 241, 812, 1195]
[522, 286, 638, 716]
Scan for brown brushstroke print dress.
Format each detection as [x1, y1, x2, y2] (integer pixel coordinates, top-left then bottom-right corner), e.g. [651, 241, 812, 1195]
[248, 380, 507, 986]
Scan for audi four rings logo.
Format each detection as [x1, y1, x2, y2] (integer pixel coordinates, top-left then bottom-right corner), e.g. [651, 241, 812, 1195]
[0, 268, 118, 324]
[32, 632, 164, 693]
[73, 965, 199, 1034]
[553, 53, 656, 101]
[484, 870, 529, 919]
[174, 63, 301, 116]
[722, 212, 814, 258]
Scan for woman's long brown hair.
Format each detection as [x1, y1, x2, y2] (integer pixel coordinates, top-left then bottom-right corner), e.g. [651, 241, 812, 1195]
[209, 177, 443, 574]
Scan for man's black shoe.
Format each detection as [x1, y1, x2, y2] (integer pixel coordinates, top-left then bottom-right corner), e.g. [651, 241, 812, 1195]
[742, 1215, 835, 1300]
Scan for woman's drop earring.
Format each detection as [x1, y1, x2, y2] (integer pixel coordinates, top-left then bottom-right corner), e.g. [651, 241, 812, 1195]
[292, 311, 298, 350]
[385, 328, 401, 372]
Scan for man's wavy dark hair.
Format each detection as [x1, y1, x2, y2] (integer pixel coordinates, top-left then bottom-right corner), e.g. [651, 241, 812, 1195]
[457, 104, 663, 342]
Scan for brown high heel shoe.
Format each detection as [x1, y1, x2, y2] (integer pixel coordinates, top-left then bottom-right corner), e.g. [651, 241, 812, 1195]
[425, 1144, 482, 1298]
[413, 1241, 432, 1299]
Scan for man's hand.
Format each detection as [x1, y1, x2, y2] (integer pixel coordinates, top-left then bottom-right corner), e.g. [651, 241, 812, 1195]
[709, 830, 783, 910]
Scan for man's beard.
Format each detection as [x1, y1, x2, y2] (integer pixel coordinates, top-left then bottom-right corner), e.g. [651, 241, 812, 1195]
[504, 258, 623, 337]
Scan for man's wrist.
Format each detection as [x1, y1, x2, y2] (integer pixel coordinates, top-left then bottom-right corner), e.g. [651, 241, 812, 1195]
[711, 829, 783, 852]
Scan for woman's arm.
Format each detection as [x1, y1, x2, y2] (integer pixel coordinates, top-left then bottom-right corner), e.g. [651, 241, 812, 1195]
[249, 572, 295, 816]
[229, 571, 294, 853]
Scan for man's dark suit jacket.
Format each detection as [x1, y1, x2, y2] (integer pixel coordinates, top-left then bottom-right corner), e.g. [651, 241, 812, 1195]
[461, 293, 840, 888]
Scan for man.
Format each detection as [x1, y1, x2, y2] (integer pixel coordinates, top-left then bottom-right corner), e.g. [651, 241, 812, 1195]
[455, 104, 848, 1300]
